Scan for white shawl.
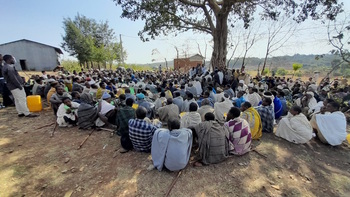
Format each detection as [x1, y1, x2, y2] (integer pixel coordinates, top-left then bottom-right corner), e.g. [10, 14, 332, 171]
[180, 112, 202, 128]
[275, 113, 313, 144]
[100, 100, 115, 115]
[246, 92, 262, 107]
[307, 97, 318, 113]
[214, 99, 234, 124]
[315, 111, 347, 146]
[56, 102, 80, 127]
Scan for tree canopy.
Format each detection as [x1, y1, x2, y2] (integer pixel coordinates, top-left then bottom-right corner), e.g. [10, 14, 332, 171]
[61, 14, 126, 68]
[115, 0, 343, 70]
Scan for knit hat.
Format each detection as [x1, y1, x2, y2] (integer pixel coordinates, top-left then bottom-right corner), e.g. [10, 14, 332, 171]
[136, 93, 145, 99]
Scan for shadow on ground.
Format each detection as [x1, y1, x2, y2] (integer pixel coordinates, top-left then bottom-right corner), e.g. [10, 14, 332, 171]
[0, 107, 349, 197]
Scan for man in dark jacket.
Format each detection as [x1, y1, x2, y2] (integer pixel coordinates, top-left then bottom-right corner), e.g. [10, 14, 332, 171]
[0, 54, 13, 107]
[2, 55, 38, 117]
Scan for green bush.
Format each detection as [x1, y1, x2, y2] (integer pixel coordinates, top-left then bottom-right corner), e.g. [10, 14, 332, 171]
[276, 68, 287, 76]
[295, 70, 303, 77]
[61, 60, 81, 73]
[262, 68, 270, 75]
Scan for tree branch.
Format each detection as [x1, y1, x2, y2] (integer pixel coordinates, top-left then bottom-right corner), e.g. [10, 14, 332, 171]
[164, 10, 212, 34]
[202, 5, 216, 33]
[178, 0, 204, 8]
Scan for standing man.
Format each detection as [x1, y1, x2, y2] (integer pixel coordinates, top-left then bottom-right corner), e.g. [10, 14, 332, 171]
[2, 55, 38, 117]
[0, 54, 5, 108]
[0, 54, 13, 108]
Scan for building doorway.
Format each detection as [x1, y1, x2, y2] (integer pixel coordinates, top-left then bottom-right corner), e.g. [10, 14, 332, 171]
[19, 60, 28, 70]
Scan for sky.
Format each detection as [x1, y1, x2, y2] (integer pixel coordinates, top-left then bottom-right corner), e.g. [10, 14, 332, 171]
[0, 0, 349, 64]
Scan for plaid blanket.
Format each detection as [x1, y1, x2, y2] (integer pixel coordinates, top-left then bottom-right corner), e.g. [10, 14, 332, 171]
[194, 121, 228, 165]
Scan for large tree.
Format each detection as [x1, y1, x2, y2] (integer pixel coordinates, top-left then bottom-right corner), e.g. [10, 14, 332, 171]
[115, 0, 343, 71]
[61, 14, 125, 68]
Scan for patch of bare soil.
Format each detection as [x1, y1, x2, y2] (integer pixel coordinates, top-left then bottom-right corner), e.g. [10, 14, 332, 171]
[0, 107, 349, 197]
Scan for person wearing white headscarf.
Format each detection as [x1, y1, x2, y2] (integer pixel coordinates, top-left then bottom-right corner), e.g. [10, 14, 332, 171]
[214, 93, 234, 125]
[237, 80, 248, 94]
[246, 85, 261, 107]
[303, 91, 318, 114]
[262, 92, 275, 110]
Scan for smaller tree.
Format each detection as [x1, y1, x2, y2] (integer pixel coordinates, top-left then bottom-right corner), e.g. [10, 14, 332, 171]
[292, 63, 303, 78]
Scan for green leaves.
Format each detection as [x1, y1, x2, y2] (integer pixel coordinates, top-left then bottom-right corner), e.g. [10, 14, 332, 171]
[61, 14, 126, 66]
[114, 0, 342, 70]
[292, 63, 303, 72]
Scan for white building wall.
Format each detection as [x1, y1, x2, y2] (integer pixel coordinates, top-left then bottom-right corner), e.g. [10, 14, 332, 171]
[0, 40, 59, 71]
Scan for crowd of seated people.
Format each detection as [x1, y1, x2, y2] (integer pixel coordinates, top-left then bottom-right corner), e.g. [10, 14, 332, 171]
[3, 63, 349, 171]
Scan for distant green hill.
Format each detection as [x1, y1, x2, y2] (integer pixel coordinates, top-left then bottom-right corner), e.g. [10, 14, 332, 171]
[227, 54, 342, 70]
[138, 54, 342, 71]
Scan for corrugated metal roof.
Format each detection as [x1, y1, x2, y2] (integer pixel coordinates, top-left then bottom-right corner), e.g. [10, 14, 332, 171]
[0, 39, 63, 54]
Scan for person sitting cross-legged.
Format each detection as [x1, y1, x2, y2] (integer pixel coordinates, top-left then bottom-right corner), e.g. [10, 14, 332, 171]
[95, 92, 117, 128]
[256, 97, 275, 133]
[310, 101, 347, 146]
[158, 98, 179, 126]
[116, 98, 136, 153]
[77, 93, 98, 130]
[240, 102, 262, 140]
[214, 93, 234, 125]
[191, 112, 229, 166]
[275, 105, 313, 144]
[172, 91, 184, 112]
[129, 106, 162, 152]
[180, 102, 202, 128]
[224, 107, 252, 155]
[50, 85, 71, 115]
[56, 97, 80, 127]
[151, 118, 192, 171]
[197, 98, 215, 121]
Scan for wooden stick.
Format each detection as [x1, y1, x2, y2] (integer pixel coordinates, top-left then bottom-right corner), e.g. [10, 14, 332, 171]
[50, 122, 58, 137]
[77, 129, 94, 150]
[165, 171, 182, 197]
[98, 127, 114, 132]
[35, 122, 55, 130]
[252, 149, 267, 159]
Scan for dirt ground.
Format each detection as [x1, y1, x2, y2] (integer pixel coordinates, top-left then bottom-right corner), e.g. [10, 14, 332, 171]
[0, 106, 350, 197]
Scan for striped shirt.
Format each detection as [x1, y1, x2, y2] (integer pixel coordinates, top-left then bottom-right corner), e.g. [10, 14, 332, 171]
[128, 119, 161, 152]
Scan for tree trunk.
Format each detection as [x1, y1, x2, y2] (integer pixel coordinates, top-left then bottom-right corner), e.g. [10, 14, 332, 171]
[241, 51, 248, 71]
[261, 51, 269, 75]
[91, 61, 94, 69]
[165, 58, 168, 70]
[211, 13, 228, 71]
